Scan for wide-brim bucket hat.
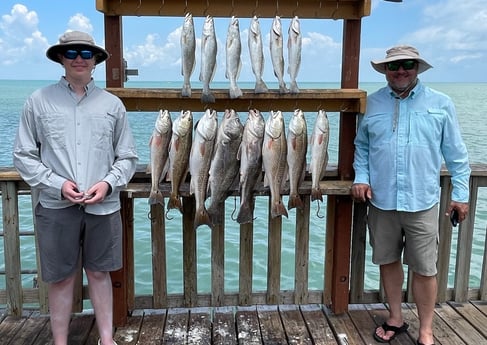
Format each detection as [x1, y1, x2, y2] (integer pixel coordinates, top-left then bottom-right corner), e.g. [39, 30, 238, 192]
[46, 31, 109, 65]
[371, 45, 432, 74]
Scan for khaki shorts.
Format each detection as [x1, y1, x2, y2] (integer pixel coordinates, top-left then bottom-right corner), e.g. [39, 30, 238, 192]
[367, 203, 439, 276]
[35, 204, 122, 283]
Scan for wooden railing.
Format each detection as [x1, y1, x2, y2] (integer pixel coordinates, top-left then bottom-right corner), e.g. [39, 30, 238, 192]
[1, 164, 487, 324]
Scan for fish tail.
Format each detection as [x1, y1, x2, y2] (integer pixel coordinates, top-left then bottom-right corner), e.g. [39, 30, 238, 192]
[289, 80, 299, 94]
[254, 79, 269, 93]
[288, 194, 304, 210]
[194, 207, 213, 230]
[229, 85, 243, 99]
[272, 199, 288, 218]
[201, 91, 215, 104]
[207, 203, 224, 226]
[236, 200, 254, 224]
[311, 188, 323, 202]
[278, 81, 289, 94]
[181, 83, 192, 97]
[167, 193, 183, 212]
[148, 190, 165, 207]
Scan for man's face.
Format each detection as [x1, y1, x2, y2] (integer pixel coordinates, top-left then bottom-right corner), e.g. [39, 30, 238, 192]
[60, 49, 96, 80]
[385, 59, 418, 91]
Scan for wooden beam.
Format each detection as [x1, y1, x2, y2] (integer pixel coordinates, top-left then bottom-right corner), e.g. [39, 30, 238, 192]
[96, 0, 371, 19]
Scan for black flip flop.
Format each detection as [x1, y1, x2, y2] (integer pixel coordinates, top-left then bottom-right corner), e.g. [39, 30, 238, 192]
[373, 322, 409, 343]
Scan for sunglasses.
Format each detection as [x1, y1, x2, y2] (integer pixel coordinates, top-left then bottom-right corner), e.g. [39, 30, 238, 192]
[63, 50, 94, 60]
[386, 60, 417, 71]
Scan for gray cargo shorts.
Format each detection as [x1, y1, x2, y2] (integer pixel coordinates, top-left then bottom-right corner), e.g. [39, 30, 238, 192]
[35, 204, 122, 283]
[367, 203, 439, 276]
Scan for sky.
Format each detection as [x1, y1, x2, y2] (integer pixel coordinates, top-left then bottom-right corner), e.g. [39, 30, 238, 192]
[0, 0, 486, 83]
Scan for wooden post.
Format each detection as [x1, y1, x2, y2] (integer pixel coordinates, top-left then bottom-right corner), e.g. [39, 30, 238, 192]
[325, 19, 362, 314]
[104, 15, 124, 88]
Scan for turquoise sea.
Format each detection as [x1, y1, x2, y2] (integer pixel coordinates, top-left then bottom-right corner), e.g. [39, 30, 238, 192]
[0, 80, 486, 300]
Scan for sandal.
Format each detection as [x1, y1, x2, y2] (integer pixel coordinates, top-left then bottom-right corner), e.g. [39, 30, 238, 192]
[417, 340, 435, 345]
[373, 322, 409, 343]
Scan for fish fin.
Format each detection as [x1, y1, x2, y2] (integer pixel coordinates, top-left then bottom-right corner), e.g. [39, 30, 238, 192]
[229, 85, 243, 99]
[288, 194, 304, 210]
[167, 194, 183, 212]
[194, 207, 213, 230]
[201, 92, 216, 104]
[236, 199, 255, 224]
[311, 188, 323, 202]
[148, 191, 165, 207]
[254, 80, 269, 93]
[272, 200, 288, 218]
[181, 84, 192, 97]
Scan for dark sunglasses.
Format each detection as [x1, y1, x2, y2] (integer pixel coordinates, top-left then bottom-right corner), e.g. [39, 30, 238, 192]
[386, 60, 417, 71]
[63, 50, 94, 60]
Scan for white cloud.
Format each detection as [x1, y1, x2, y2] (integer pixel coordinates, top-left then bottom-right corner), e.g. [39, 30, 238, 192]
[67, 13, 93, 34]
[0, 4, 48, 66]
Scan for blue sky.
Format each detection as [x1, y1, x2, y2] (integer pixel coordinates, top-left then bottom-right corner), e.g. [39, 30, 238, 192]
[0, 0, 485, 83]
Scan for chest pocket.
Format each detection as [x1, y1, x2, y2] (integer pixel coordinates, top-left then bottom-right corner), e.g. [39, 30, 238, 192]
[38, 112, 66, 149]
[90, 112, 116, 150]
[410, 108, 445, 146]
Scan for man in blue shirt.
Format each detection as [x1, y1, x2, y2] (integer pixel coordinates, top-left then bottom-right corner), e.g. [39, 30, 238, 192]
[352, 45, 470, 345]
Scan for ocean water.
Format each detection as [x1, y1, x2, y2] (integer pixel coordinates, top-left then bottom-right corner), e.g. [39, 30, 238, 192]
[0, 80, 486, 298]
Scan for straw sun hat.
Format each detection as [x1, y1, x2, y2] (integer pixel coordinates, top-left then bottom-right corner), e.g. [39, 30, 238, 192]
[371, 45, 433, 74]
[46, 31, 109, 65]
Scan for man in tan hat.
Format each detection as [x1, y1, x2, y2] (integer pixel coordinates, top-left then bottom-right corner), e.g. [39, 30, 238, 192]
[13, 31, 138, 345]
[352, 45, 470, 345]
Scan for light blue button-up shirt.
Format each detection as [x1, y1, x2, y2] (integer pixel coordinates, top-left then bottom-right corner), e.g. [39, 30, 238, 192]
[13, 78, 138, 215]
[353, 81, 470, 212]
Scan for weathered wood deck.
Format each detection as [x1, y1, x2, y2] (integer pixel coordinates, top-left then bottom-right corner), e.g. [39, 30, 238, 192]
[2, 302, 487, 344]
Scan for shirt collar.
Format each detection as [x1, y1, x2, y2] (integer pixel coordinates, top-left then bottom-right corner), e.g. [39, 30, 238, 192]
[387, 79, 422, 100]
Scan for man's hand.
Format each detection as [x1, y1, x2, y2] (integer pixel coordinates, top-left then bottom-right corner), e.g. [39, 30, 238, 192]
[351, 183, 372, 203]
[82, 181, 111, 205]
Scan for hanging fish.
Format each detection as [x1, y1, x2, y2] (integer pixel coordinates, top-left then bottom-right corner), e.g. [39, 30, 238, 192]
[180, 13, 196, 97]
[225, 16, 243, 99]
[207, 109, 244, 226]
[309, 110, 330, 202]
[287, 16, 302, 94]
[262, 110, 288, 218]
[167, 110, 193, 212]
[248, 16, 268, 94]
[199, 16, 217, 103]
[189, 109, 218, 229]
[236, 109, 265, 224]
[270, 16, 288, 94]
[287, 109, 307, 210]
[147, 110, 172, 207]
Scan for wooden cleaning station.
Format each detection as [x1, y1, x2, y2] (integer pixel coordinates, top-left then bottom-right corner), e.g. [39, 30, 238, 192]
[99, 0, 367, 325]
[3, 1, 487, 343]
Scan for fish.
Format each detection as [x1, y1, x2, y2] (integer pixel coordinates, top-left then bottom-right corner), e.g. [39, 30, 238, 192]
[207, 109, 244, 226]
[147, 109, 172, 207]
[167, 110, 193, 212]
[189, 108, 218, 229]
[287, 16, 302, 94]
[309, 110, 330, 202]
[199, 15, 217, 103]
[248, 16, 268, 94]
[262, 110, 288, 218]
[225, 16, 243, 99]
[236, 109, 265, 224]
[287, 109, 307, 210]
[269, 16, 288, 94]
[180, 13, 196, 97]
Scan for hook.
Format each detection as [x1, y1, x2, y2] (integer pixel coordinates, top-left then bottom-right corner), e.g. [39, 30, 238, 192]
[252, 0, 258, 17]
[165, 207, 174, 220]
[231, 196, 238, 221]
[331, 0, 339, 20]
[136, 0, 142, 16]
[275, 0, 279, 16]
[230, 0, 235, 17]
[204, 0, 210, 16]
[184, 0, 188, 15]
[315, 200, 325, 218]
[293, 0, 299, 17]
[158, 0, 165, 15]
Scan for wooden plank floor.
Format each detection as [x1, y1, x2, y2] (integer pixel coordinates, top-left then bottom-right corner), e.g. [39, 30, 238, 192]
[1, 302, 487, 344]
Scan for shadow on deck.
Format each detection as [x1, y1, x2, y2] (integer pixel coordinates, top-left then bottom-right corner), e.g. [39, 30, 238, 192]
[2, 302, 487, 344]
